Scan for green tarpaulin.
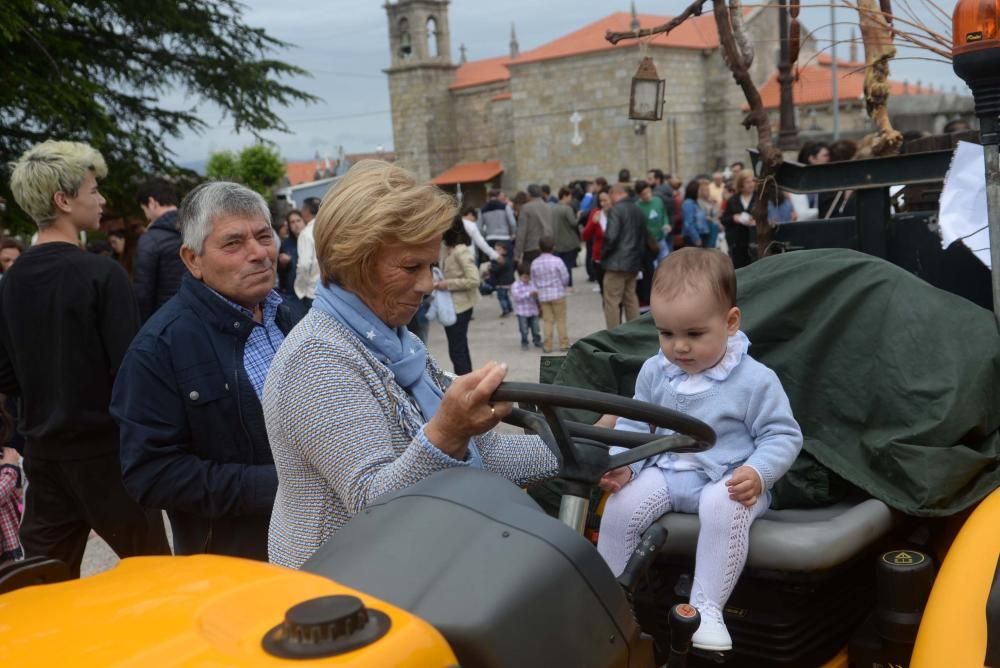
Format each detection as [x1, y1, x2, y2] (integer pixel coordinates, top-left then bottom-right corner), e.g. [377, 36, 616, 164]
[551, 249, 1000, 516]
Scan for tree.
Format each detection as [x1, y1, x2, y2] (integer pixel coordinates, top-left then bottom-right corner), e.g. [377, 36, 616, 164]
[207, 144, 287, 198]
[205, 151, 242, 183]
[0, 0, 317, 233]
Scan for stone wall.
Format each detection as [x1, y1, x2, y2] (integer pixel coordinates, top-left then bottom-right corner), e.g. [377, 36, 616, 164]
[507, 47, 720, 189]
[451, 82, 508, 163]
[386, 65, 459, 182]
[491, 97, 517, 191]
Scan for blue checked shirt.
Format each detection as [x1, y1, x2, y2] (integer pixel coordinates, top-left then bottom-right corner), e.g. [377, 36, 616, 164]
[209, 288, 286, 399]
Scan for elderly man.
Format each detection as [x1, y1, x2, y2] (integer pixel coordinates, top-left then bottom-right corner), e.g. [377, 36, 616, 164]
[1, 140, 169, 576]
[111, 182, 301, 560]
[514, 184, 553, 269]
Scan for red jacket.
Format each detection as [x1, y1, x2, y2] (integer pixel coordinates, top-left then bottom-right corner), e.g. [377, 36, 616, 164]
[581, 208, 606, 261]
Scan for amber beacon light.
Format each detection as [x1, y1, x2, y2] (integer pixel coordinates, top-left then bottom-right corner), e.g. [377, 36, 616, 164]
[953, 0, 1000, 140]
[953, 0, 1000, 319]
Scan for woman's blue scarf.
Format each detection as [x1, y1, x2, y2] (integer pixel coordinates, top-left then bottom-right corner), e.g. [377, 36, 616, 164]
[313, 282, 481, 467]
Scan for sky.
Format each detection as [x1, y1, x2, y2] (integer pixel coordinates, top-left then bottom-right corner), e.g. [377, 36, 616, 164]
[167, 0, 962, 167]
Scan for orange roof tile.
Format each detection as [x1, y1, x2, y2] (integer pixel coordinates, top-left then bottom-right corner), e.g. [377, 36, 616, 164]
[492, 92, 512, 101]
[514, 11, 727, 66]
[450, 10, 735, 90]
[286, 160, 323, 186]
[450, 55, 512, 90]
[757, 63, 933, 109]
[431, 160, 504, 185]
[815, 53, 866, 68]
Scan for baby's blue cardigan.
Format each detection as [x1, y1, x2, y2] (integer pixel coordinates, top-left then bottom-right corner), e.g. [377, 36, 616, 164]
[616, 350, 803, 490]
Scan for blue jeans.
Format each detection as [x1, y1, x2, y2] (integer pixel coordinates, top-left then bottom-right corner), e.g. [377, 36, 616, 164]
[517, 315, 541, 346]
[657, 238, 671, 263]
[496, 287, 512, 314]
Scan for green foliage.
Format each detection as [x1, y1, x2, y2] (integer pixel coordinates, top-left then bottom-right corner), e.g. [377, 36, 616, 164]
[205, 151, 241, 183]
[0, 0, 318, 232]
[206, 144, 286, 199]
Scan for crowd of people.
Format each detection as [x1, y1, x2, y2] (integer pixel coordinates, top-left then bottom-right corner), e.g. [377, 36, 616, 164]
[0, 139, 809, 655]
[415, 157, 826, 367]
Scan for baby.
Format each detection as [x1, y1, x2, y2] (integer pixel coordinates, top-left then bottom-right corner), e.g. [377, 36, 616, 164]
[596, 247, 802, 652]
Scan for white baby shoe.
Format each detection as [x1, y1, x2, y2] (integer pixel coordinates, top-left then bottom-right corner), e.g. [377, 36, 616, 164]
[691, 600, 733, 652]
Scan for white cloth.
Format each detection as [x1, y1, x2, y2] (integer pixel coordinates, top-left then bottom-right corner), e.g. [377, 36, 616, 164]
[294, 220, 321, 300]
[789, 192, 817, 221]
[939, 140, 992, 269]
[464, 219, 499, 261]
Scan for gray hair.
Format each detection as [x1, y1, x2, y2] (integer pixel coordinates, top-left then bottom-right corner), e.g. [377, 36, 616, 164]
[179, 181, 271, 255]
[526, 183, 542, 198]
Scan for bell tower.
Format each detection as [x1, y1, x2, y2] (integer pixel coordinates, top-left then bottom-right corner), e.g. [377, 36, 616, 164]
[385, 0, 453, 67]
[384, 1, 459, 183]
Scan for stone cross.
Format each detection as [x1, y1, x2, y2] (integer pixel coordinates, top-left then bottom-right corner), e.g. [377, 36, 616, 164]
[570, 111, 583, 146]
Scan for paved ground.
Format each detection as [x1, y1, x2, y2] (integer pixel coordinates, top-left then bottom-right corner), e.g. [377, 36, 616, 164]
[81, 263, 613, 577]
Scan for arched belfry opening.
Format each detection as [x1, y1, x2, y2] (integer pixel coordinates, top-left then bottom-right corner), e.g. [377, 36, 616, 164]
[426, 17, 439, 58]
[398, 17, 412, 59]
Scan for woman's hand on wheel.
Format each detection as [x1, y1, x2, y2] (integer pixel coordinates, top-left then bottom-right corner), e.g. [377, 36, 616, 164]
[425, 362, 512, 459]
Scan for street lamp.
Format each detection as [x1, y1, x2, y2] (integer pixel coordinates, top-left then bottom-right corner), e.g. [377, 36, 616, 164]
[629, 57, 665, 121]
[952, 0, 1000, 318]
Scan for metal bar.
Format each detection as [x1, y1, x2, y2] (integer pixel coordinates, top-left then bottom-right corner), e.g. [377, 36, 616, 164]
[749, 148, 954, 192]
[831, 5, 839, 140]
[983, 142, 1000, 319]
[856, 187, 890, 258]
[558, 495, 590, 535]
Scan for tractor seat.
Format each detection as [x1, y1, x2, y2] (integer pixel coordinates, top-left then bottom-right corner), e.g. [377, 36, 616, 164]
[653, 497, 897, 572]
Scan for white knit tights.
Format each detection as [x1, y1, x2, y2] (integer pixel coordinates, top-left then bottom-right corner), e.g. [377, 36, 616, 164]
[597, 468, 767, 612]
[690, 476, 766, 610]
[597, 467, 673, 577]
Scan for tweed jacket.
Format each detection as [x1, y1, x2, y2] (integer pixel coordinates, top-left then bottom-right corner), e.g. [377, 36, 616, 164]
[263, 310, 559, 569]
[441, 244, 481, 314]
[515, 198, 554, 257]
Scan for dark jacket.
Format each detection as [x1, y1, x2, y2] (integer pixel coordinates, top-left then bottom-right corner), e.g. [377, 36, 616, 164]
[601, 197, 648, 273]
[133, 210, 188, 322]
[721, 194, 757, 269]
[110, 274, 300, 560]
[0, 243, 139, 460]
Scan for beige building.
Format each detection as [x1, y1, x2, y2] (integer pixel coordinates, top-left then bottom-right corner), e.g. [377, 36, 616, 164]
[384, 0, 781, 203]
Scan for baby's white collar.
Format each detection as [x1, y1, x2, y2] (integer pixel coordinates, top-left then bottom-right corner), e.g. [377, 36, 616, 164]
[660, 330, 750, 383]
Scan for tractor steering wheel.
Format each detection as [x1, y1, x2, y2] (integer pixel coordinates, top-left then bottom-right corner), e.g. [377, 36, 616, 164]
[491, 382, 716, 502]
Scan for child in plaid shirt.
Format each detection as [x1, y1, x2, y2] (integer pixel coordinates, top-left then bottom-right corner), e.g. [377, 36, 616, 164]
[510, 266, 543, 350]
[529, 236, 571, 352]
[0, 446, 22, 563]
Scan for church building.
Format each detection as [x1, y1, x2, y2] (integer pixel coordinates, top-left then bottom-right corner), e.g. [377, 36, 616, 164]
[384, 0, 780, 201]
[382, 1, 951, 203]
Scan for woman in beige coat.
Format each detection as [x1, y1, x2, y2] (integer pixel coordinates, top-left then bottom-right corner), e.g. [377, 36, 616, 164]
[435, 215, 481, 374]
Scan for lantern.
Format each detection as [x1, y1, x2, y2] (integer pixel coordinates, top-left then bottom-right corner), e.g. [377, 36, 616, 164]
[629, 57, 665, 122]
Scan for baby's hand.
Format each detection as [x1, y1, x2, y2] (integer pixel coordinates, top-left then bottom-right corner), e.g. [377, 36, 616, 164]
[599, 466, 632, 493]
[727, 466, 762, 507]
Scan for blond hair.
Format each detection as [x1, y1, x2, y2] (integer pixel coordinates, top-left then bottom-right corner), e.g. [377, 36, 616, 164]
[652, 247, 737, 309]
[9, 140, 108, 228]
[734, 169, 755, 193]
[314, 160, 456, 294]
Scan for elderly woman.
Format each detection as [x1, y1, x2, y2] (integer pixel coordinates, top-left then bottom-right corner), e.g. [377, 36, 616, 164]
[263, 160, 559, 569]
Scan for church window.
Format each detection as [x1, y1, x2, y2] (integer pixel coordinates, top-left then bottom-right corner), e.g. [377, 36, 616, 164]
[426, 17, 438, 57]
